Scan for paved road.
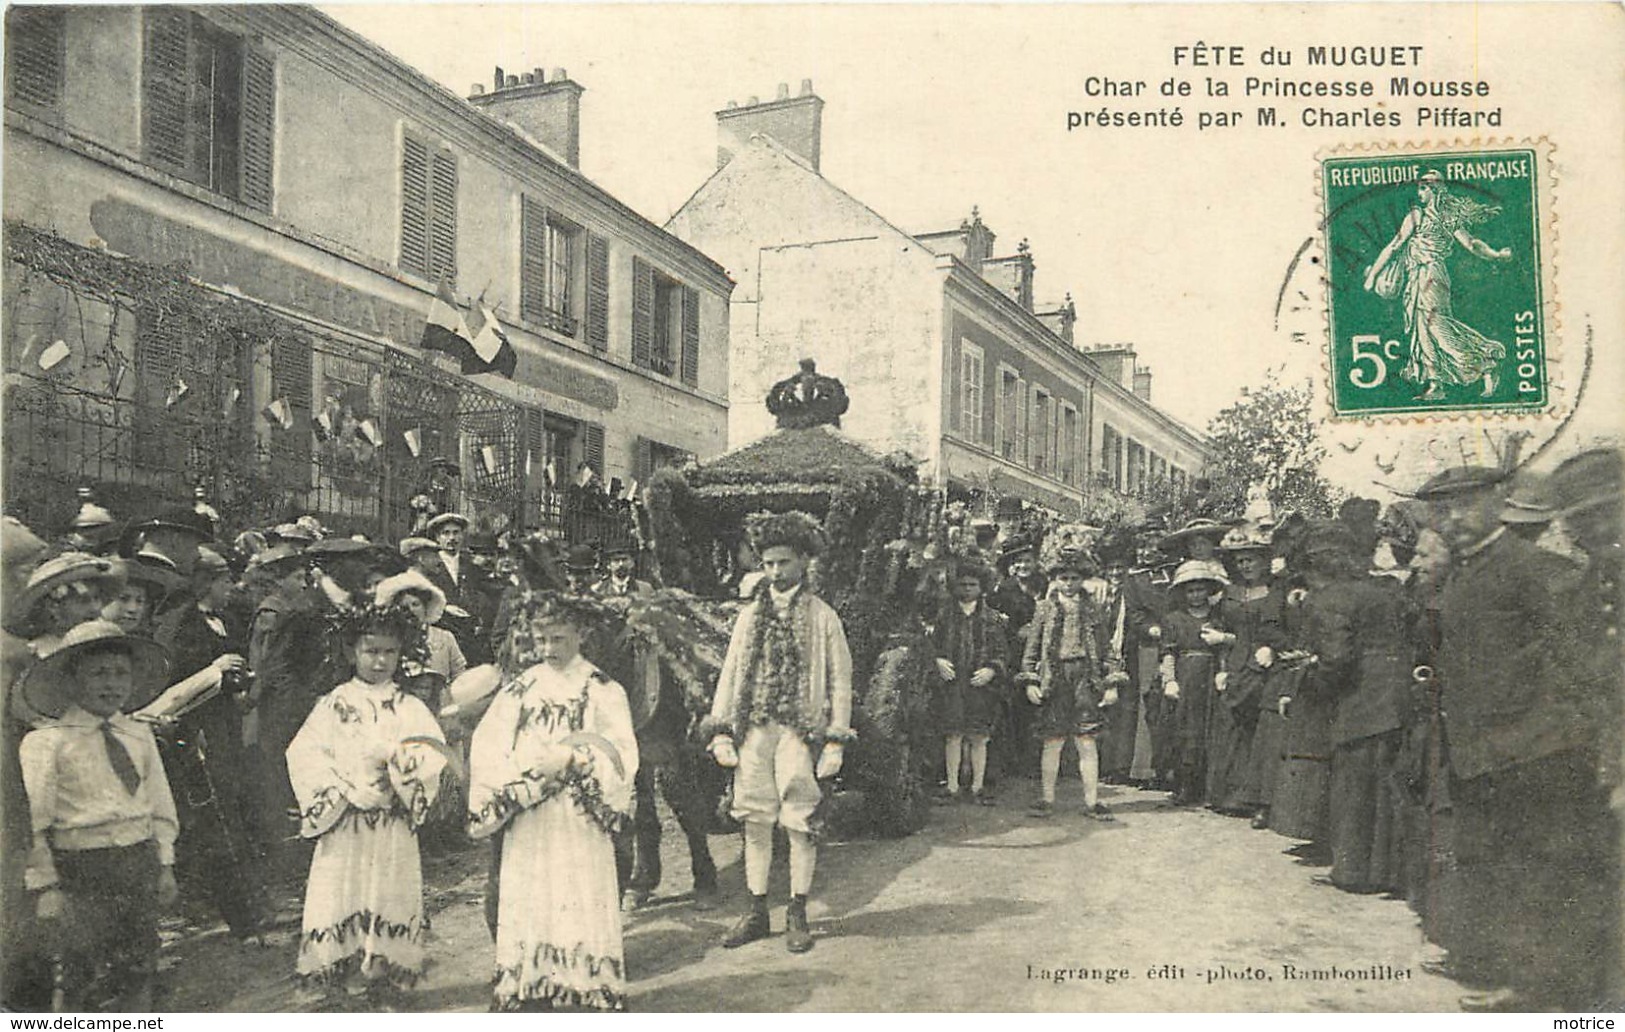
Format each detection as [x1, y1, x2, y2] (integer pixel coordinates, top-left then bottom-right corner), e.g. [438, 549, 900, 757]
[162, 783, 1464, 1012]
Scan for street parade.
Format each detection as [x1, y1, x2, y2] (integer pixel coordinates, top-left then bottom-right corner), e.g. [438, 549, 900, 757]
[0, 366, 1619, 1014]
[2, 2, 1623, 1018]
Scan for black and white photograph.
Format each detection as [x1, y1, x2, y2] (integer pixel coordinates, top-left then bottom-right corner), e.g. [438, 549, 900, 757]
[1, 1, 1621, 1015]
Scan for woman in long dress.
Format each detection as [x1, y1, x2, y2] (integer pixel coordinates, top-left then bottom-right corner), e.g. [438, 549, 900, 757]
[468, 592, 638, 1012]
[1363, 170, 1514, 401]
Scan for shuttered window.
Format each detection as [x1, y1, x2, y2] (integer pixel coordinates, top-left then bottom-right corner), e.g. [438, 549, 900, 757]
[140, 9, 274, 212]
[630, 258, 685, 377]
[400, 130, 458, 283]
[584, 234, 609, 352]
[520, 197, 579, 336]
[630, 257, 653, 370]
[5, 7, 65, 114]
[582, 422, 605, 475]
[131, 309, 185, 468]
[959, 341, 984, 444]
[680, 286, 700, 387]
[270, 336, 313, 491]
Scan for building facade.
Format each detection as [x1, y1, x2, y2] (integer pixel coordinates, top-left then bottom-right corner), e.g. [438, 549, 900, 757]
[3, 4, 731, 540]
[666, 83, 1205, 517]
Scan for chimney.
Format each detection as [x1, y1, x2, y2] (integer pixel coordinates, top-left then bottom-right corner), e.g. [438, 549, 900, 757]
[716, 79, 824, 171]
[1035, 293, 1077, 344]
[1133, 367, 1153, 402]
[1087, 343, 1138, 391]
[982, 239, 1035, 311]
[469, 64, 585, 167]
[914, 207, 996, 273]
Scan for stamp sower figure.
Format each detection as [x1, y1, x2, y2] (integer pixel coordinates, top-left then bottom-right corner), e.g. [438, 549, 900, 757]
[1362, 169, 1513, 401]
[1419, 463, 1589, 1011]
[467, 592, 639, 1011]
[704, 512, 854, 954]
[1020, 539, 1121, 820]
[286, 604, 447, 1006]
[929, 559, 1008, 805]
[17, 621, 177, 1011]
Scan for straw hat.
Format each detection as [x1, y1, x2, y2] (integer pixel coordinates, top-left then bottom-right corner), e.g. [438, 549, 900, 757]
[6, 552, 126, 635]
[1158, 518, 1232, 555]
[398, 536, 438, 558]
[121, 550, 186, 601]
[1220, 524, 1274, 552]
[1169, 559, 1231, 590]
[244, 542, 311, 578]
[13, 619, 172, 722]
[374, 569, 447, 625]
[424, 512, 470, 536]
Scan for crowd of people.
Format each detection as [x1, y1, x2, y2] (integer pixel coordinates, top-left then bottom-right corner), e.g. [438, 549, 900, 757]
[922, 450, 1621, 1012]
[0, 443, 1619, 1013]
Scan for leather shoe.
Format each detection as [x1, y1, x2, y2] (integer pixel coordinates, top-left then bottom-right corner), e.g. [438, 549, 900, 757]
[722, 906, 771, 949]
[785, 898, 814, 954]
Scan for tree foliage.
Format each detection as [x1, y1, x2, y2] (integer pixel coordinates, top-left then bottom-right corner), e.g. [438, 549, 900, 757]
[1203, 374, 1340, 519]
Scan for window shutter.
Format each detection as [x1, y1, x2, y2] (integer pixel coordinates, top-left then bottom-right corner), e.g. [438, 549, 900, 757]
[238, 43, 276, 213]
[992, 374, 1005, 456]
[630, 257, 653, 369]
[399, 132, 430, 278]
[272, 335, 313, 467]
[1014, 376, 1028, 464]
[585, 233, 609, 352]
[142, 8, 192, 176]
[632, 436, 653, 484]
[680, 285, 700, 387]
[523, 406, 546, 506]
[6, 7, 65, 112]
[519, 196, 547, 324]
[583, 422, 605, 475]
[429, 146, 458, 283]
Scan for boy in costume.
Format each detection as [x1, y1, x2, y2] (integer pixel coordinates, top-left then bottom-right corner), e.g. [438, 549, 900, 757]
[703, 512, 853, 953]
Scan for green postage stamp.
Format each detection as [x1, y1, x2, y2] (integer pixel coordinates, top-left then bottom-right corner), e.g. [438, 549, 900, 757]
[1320, 143, 1554, 419]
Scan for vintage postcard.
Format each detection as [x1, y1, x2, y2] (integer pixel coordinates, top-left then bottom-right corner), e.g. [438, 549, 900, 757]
[1, 0, 1621, 1018]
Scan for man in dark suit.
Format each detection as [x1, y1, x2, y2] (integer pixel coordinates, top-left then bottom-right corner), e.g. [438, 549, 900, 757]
[1421, 464, 1588, 1011]
[419, 512, 493, 664]
[988, 536, 1046, 782]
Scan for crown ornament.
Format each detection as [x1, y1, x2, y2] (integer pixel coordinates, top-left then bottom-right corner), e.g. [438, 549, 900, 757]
[766, 359, 850, 430]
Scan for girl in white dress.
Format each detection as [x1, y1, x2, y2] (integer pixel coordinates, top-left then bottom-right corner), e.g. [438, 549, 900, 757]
[286, 604, 446, 1006]
[468, 592, 638, 1011]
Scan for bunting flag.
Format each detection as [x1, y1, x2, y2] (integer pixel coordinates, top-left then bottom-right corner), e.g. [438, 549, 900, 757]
[544, 456, 558, 488]
[223, 385, 240, 415]
[314, 408, 335, 440]
[356, 419, 383, 448]
[625, 478, 640, 503]
[403, 427, 423, 458]
[37, 339, 71, 372]
[464, 303, 517, 379]
[575, 463, 595, 489]
[165, 377, 190, 409]
[264, 397, 294, 431]
[478, 444, 500, 476]
[108, 354, 128, 396]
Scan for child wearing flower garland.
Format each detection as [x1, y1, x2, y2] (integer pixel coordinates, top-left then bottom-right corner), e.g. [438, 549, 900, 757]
[285, 604, 446, 1006]
[467, 592, 638, 1011]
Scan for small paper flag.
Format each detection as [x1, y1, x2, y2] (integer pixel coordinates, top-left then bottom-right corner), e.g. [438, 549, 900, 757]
[478, 444, 499, 476]
[314, 409, 335, 439]
[403, 427, 422, 458]
[223, 386, 240, 415]
[356, 419, 382, 448]
[108, 356, 128, 395]
[625, 478, 640, 503]
[37, 339, 71, 372]
[264, 397, 294, 430]
[544, 457, 558, 488]
[165, 377, 190, 408]
[575, 463, 595, 489]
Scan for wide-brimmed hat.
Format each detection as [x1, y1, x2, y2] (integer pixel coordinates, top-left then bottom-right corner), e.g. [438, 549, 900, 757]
[398, 536, 438, 558]
[244, 542, 311, 578]
[7, 552, 127, 635]
[374, 569, 447, 625]
[1408, 465, 1508, 501]
[120, 550, 186, 600]
[1549, 448, 1623, 518]
[1498, 476, 1558, 525]
[306, 537, 409, 576]
[424, 512, 470, 536]
[1169, 559, 1231, 590]
[1159, 518, 1232, 555]
[267, 522, 317, 547]
[1220, 525, 1274, 552]
[193, 547, 231, 578]
[13, 619, 172, 722]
